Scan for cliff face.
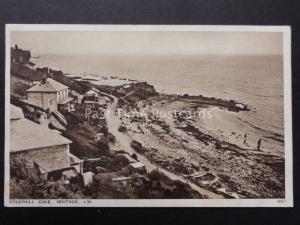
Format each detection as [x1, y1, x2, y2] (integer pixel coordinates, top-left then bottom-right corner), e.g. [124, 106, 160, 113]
[10, 63, 47, 98]
[11, 63, 46, 81]
[11, 62, 92, 97]
[130, 82, 158, 99]
[10, 44, 43, 97]
[10, 74, 32, 98]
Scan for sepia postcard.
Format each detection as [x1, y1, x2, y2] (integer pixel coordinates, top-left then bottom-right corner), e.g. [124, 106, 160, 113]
[4, 25, 293, 207]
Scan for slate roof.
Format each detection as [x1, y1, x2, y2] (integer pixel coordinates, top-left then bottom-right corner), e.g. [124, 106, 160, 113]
[26, 78, 68, 93]
[10, 105, 72, 152]
[85, 87, 101, 95]
[130, 162, 145, 169]
[10, 104, 24, 120]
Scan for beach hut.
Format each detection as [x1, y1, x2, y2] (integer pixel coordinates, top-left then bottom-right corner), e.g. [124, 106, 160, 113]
[129, 162, 146, 174]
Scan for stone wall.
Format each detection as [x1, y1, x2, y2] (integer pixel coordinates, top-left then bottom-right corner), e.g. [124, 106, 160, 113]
[10, 75, 32, 98]
[11, 144, 70, 173]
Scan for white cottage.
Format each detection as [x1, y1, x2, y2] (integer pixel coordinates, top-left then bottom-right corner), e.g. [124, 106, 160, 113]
[26, 78, 73, 112]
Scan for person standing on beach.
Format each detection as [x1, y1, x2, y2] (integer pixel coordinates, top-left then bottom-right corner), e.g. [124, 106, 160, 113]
[257, 138, 262, 151]
[243, 134, 247, 145]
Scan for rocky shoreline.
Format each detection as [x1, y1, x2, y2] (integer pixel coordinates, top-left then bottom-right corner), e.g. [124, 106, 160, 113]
[117, 94, 284, 198]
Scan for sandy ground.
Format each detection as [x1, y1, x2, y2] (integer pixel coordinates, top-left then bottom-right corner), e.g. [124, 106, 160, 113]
[104, 96, 223, 199]
[118, 98, 284, 198]
[195, 107, 284, 156]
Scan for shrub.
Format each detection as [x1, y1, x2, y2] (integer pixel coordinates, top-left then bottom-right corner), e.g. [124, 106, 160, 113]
[97, 137, 109, 151]
[130, 140, 146, 153]
[148, 169, 165, 181]
[118, 125, 127, 133]
[107, 133, 116, 143]
[10, 157, 84, 199]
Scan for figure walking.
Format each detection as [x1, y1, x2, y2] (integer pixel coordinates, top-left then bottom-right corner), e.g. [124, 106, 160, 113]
[257, 138, 262, 151]
[243, 134, 247, 145]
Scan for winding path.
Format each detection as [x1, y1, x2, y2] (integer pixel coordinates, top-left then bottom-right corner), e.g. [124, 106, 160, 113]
[105, 95, 223, 199]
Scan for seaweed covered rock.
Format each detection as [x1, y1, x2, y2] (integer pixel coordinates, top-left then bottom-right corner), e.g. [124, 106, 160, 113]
[130, 140, 147, 153]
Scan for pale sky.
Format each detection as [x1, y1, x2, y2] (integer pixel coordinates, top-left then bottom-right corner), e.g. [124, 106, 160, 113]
[11, 31, 283, 56]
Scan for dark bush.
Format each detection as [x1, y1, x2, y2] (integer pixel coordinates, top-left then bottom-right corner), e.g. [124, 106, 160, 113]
[97, 138, 109, 152]
[130, 140, 146, 153]
[118, 125, 127, 132]
[10, 157, 84, 199]
[107, 133, 116, 143]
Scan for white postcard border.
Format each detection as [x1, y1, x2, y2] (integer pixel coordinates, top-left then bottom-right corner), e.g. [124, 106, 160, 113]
[4, 24, 293, 207]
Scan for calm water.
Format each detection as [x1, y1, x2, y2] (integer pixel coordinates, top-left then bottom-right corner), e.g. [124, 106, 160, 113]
[32, 54, 284, 137]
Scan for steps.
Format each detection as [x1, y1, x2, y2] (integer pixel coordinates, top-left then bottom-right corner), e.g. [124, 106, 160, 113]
[52, 110, 68, 127]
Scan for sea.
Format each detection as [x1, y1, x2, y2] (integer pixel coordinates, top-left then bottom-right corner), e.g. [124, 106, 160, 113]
[31, 54, 284, 139]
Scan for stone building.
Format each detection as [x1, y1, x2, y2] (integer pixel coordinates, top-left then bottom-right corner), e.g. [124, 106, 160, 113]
[84, 87, 111, 105]
[84, 87, 102, 98]
[11, 45, 31, 65]
[10, 105, 83, 178]
[26, 78, 73, 112]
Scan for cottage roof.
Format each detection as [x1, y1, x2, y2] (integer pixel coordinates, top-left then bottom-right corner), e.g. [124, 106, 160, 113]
[10, 117, 72, 152]
[85, 87, 101, 95]
[10, 104, 24, 120]
[26, 78, 68, 93]
[130, 162, 145, 169]
[122, 84, 131, 89]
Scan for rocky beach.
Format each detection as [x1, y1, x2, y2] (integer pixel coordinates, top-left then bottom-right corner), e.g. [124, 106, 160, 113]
[115, 94, 284, 198]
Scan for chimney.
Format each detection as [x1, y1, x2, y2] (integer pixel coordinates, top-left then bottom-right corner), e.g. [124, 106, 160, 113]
[41, 76, 46, 84]
[33, 80, 42, 86]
